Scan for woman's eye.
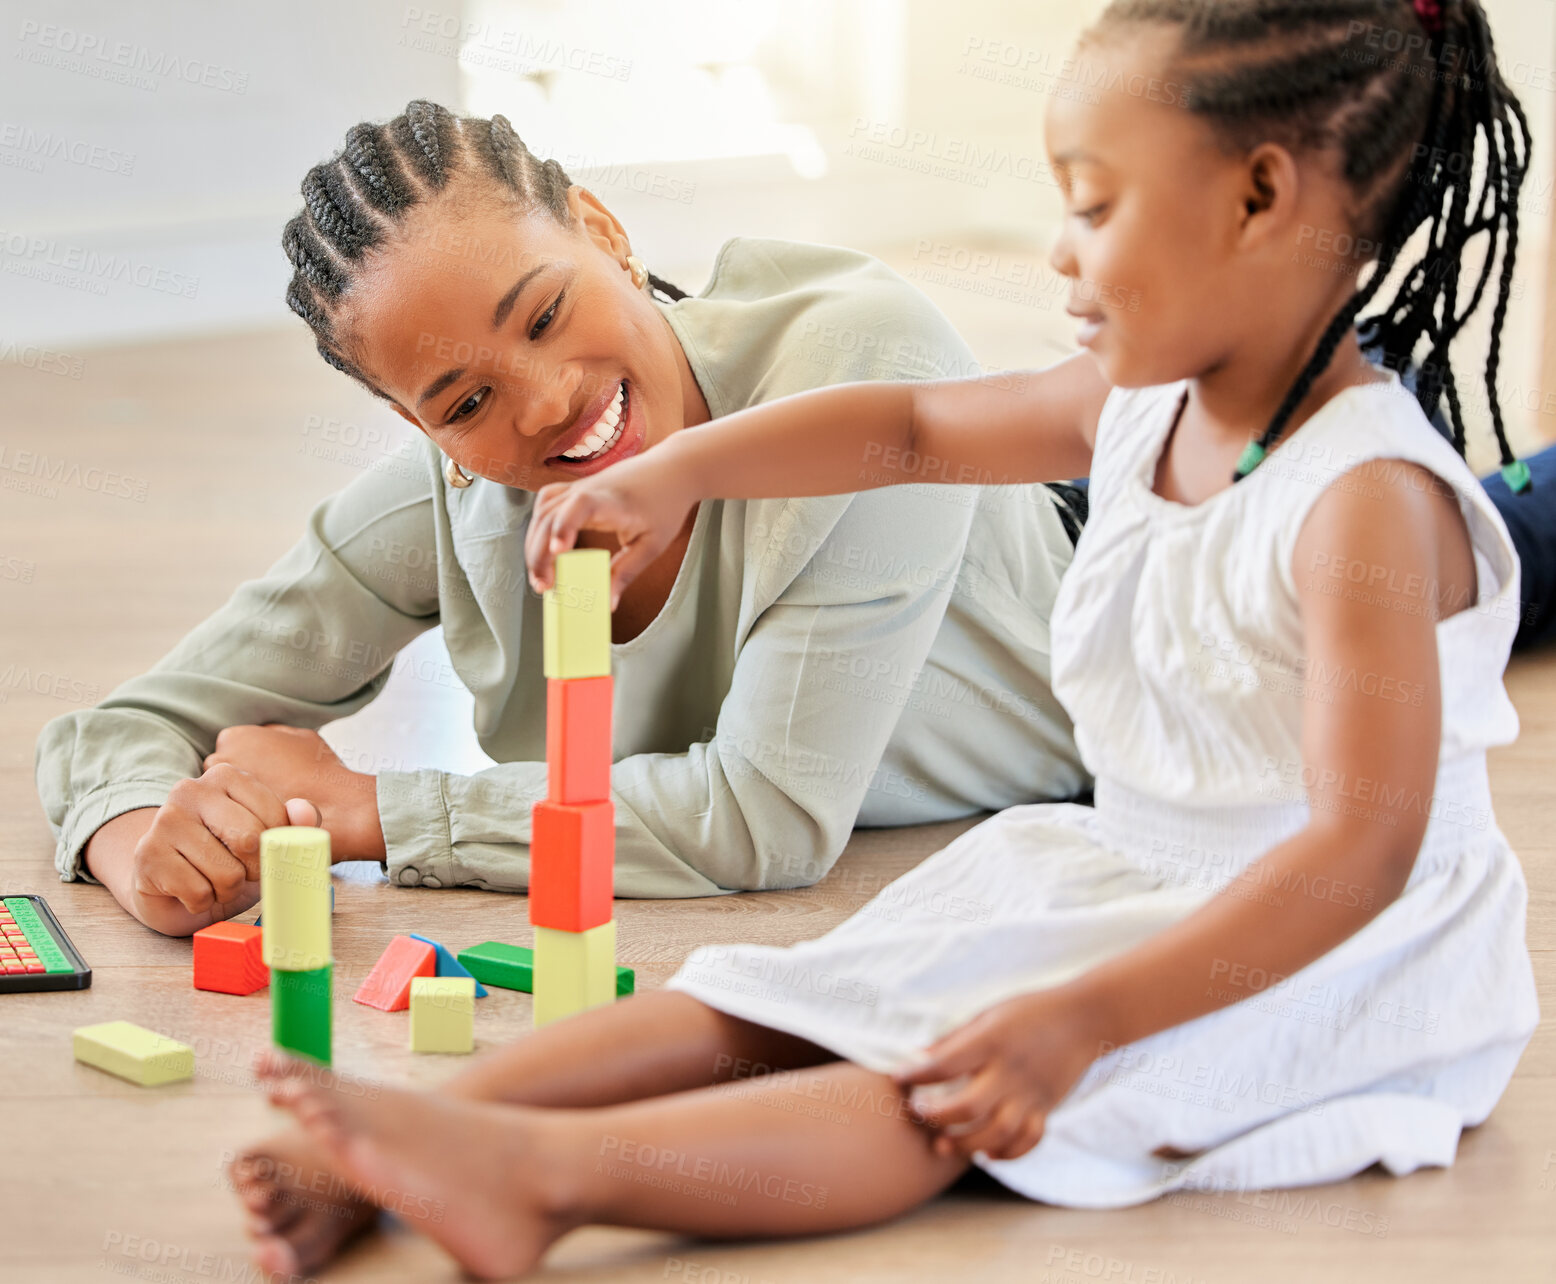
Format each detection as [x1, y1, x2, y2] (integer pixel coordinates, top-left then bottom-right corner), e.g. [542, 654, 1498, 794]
[530, 290, 565, 340]
[1073, 203, 1107, 225]
[448, 387, 489, 424]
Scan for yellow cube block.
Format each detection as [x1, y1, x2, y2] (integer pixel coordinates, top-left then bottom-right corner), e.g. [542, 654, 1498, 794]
[543, 548, 611, 679]
[261, 826, 332, 971]
[74, 1020, 194, 1087]
[409, 976, 475, 1053]
[533, 920, 617, 1028]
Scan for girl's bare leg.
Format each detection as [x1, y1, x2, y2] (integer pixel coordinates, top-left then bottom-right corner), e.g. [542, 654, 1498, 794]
[233, 992, 831, 1275]
[257, 1050, 969, 1280]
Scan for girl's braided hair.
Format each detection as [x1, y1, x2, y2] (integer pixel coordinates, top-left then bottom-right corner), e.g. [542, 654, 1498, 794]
[281, 100, 688, 400]
[1088, 0, 1534, 491]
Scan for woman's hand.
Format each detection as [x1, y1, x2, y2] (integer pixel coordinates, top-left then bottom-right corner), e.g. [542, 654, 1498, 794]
[202, 725, 384, 861]
[892, 988, 1106, 1161]
[525, 450, 700, 606]
[85, 789, 323, 936]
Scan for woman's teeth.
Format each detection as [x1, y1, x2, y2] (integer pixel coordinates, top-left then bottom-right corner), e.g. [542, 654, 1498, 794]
[559, 380, 627, 461]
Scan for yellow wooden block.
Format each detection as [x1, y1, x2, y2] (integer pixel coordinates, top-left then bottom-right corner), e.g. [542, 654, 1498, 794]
[409, 977, 475, 1053]
[74, 1020, 194, 1087]
[543, 548, 611, 679]
[261, 827, 332, 971]
[533, 921, 617, 1027]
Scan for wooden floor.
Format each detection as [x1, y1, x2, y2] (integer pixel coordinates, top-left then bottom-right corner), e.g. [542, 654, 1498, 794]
[1, 328, 1552, 1283]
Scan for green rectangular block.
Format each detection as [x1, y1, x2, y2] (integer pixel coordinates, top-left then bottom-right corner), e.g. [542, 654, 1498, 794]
[273, 964, 331, 1066]
[457, 940, 633, 996]
[456, 941, 534, 992]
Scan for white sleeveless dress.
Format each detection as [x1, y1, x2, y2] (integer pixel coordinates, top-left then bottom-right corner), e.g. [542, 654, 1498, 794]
[664, 367, 1540, 1206]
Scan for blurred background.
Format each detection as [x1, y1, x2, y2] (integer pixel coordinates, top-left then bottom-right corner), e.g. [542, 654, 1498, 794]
[3, 0, 1554, 785]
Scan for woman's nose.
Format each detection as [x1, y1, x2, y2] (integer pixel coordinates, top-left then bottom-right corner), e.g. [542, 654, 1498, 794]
[513, 371, 576, 440]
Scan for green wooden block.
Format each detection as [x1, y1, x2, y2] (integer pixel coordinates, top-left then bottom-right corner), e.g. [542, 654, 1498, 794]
[457, 940, 633, 995]
[456, 941, 534, 992]
[273, 964, 331, 1066]
[543, 548, 611, 678]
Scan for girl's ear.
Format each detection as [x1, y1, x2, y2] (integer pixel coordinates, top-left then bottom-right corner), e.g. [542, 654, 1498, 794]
[1237, 141, 1298, 247]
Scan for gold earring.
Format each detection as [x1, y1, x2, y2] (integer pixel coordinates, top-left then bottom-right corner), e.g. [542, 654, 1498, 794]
[444, 454, 473, 488]
[626, 254, 648, 289]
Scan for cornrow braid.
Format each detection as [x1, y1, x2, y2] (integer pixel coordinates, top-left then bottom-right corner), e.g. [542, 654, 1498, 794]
[1089, 0, 1533, 492]
[281, 99, 690, 397]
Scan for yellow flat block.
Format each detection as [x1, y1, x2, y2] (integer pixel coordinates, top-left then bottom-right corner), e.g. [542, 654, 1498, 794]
[74, 1020, 194, 1087]
[261, 826, 332, 971]
[533, 920, 617, 1028]
[543, 548, 611, 679]
[409, 977, 475, 1053]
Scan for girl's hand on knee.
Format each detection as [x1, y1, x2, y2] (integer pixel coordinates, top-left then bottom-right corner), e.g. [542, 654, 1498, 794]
[892, 989, 1104, 1162]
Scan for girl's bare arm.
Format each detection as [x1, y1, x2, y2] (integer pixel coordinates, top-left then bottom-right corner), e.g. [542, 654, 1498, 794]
[527, 352, 1110, 594]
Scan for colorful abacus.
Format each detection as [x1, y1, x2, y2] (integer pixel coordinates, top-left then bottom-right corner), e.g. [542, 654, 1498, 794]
[532, 548, 620, 1027]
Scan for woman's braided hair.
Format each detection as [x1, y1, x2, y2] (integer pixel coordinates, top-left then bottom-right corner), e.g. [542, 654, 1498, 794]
[282, 99, 688, 400]
[1089, 0, 1533, 490]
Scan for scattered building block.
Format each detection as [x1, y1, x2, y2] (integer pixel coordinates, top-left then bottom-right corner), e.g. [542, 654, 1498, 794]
[533, 921, 618, 1027]
[529, 799, 614, 933]
[407, 933, 488, 997]
[409, 977, 475, 1053]
[73, 1020, 194, 1086]
[193, 921, 267, 995]
[457, 940, 534, 992]
[273, 964, 332, 1066]
[543, 548, 611, 679]
[353, 935, 436, 1011]
[546, 675, 612, 803]
[456, 939, 633, 996]
[259, 828, 332, 972]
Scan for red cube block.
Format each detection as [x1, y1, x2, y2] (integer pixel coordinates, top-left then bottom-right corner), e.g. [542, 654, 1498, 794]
[546, 675, 612, 803]
[193, 922, 268, 995]
[529, 799, 614, 932]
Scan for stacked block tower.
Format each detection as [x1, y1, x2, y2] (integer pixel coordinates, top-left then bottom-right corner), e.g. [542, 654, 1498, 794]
[532, 547, 618, 1027]
[261, 826, 333, 1065]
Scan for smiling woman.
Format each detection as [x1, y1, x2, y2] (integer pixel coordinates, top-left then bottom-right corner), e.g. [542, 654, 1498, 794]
[34, 99, 1091, 935]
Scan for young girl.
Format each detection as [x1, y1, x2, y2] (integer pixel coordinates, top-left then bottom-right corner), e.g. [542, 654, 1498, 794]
[239, 1, 1540, 1276]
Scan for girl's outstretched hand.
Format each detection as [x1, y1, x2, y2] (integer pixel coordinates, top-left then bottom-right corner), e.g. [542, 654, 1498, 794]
[524, 452, 698, 608]
[892, 988, 1105, 1161]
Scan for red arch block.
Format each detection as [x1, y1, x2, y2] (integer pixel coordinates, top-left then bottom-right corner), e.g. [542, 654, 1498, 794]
[353, 935, 436, 1011]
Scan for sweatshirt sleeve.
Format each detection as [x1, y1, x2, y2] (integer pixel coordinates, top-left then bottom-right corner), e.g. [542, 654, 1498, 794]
[376, 481, 976, 896]
[34, 440, 443, 883]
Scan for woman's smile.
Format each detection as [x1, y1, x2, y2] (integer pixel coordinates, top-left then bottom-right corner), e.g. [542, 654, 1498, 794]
[545, 377, 648, 476]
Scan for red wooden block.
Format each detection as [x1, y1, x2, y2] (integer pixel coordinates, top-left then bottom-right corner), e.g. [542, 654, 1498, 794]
[193, 922, 268, 995]
[546, 675, 612, 804]
[353, 935, 436, 1011]
[529, 799, 614, 932]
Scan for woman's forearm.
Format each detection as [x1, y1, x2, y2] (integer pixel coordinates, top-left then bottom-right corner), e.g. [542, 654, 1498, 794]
[1066, 824, 1418, 1052]
[668, 380, 920, 501]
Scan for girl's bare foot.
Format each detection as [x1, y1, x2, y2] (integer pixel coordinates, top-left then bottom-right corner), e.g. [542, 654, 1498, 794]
[228, 1126, 378, 1277]
[253, 1050, 576, 1280]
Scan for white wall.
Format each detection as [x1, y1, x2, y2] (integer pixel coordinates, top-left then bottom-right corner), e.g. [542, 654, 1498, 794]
[2, 0, 1552, 456]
